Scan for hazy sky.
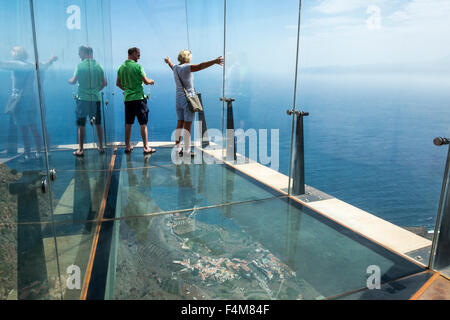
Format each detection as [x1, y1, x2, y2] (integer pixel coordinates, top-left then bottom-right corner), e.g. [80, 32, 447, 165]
[299, 0, 450, 67]
[109, 0, 450, 72]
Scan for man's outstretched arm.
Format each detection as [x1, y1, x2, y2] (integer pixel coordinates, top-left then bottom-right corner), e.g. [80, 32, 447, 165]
[40, 55, 58, 71]
[0, 60, 30, 71]
[191, 56, 224, 72]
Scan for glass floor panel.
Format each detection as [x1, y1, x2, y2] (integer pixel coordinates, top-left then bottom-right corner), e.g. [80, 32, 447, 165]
[116, 159, 280, 218]
[99, 196, 425, 300]
[50, 170, 109, 223]
[3, 148, 113, 173]
[50, 220, 98, 300]
[1, 166, 56, 225]
[0, 147, 431, 300]
[119, 146, 179, 167]
[48, 148, 113, 172]
[0, 154, 47, 173]
[334, 271, 434, 300]
[0, 222, 64, 300]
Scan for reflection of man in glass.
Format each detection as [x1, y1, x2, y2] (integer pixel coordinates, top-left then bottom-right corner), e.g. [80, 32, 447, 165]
[69, 46, 107, 156]
[123, 156, 155, 242]
[0, 46, 57, 159]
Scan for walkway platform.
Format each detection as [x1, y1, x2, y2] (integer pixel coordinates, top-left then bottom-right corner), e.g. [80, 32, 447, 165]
[1, 142, 449, 300]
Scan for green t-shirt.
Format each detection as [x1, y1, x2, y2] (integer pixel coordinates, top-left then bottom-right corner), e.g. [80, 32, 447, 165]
[117, 59, 146, 102]
[74, 59, 104, 102]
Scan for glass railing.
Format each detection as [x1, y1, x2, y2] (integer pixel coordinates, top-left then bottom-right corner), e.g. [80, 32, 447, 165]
[0, 0, 62, 300]
[0, 0, 114, 300]
[297, 0, 450, 266]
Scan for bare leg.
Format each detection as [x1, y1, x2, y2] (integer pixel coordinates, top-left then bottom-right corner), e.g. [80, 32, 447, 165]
[125, 124, 132, 151]
[140, 124, 150, 151]
[30, 124, 42, 154]
[183, 121, 193, 153]
[175, 120, 184, 146]
[19, 126, 31, 155]
[73, 126, 85, 156]
[96, 124, 104, 151]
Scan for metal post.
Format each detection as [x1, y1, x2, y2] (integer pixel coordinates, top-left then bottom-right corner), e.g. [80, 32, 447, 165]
[287, 0, 304, 196]
[197, 93, 209, 148]
[220, 97, 236, 161]
[429, 137, 450, 272]
[221, 0, 227, 159]
[287, 109, 309, 196]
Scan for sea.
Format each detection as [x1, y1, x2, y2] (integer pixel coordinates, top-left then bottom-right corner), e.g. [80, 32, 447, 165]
[0, 69, 449, 230]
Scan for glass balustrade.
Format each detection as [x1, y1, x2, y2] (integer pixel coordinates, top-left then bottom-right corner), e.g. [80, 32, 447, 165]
[297, 0, 450, 266]
[0, 0, 62, 300]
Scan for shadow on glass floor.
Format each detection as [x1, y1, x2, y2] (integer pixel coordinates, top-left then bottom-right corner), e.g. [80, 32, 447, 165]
[333, 271, 434, 300]
[0, 219, 97, 300]
[115, 152, 281, 218]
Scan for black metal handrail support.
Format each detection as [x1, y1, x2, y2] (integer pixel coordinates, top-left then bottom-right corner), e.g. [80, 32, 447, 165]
[429, 137, 450, 272]
[287, 109, 309, 196]
[220, 97, 236, 161]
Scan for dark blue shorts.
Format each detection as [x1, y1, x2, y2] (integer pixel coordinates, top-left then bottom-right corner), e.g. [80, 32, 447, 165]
[125, 99, 148, 125]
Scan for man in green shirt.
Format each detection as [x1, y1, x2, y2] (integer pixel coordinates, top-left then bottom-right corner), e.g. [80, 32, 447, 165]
[69, 46, 107, 156]
[117, 47, 155, 154]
